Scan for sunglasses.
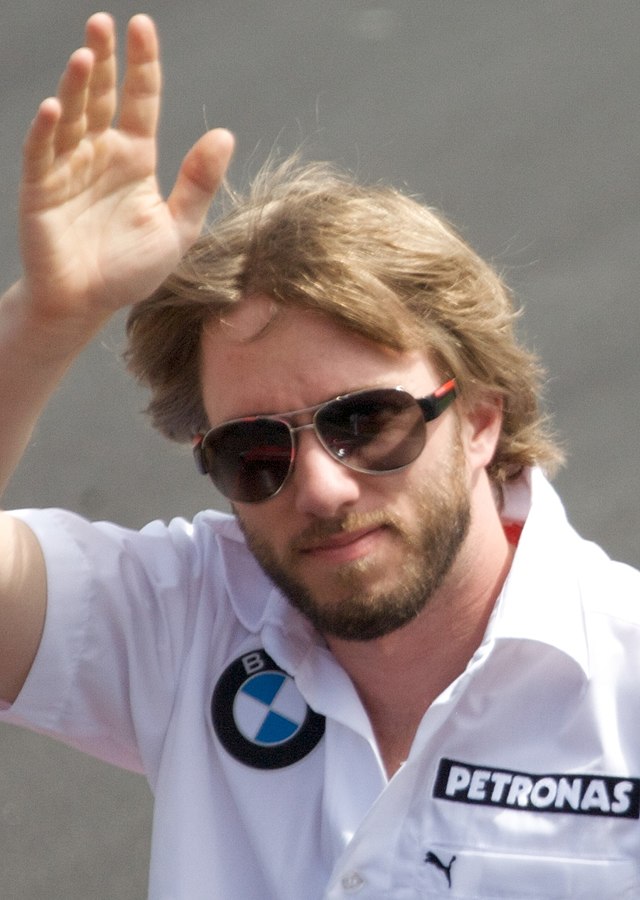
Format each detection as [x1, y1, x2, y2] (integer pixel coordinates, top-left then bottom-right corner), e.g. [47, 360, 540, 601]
[194, 379, 457, 503]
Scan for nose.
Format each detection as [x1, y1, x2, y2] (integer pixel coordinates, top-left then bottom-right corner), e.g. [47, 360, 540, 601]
[289, 426, 361, 517]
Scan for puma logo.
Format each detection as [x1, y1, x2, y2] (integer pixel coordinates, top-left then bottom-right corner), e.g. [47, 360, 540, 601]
[424, 850, 457, 887]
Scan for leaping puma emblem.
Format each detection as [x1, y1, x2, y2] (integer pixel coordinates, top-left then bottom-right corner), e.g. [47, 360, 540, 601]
[424, 850, 457, 888]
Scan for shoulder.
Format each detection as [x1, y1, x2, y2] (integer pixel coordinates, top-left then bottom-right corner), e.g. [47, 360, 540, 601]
[9, 506, 266, 606]
[523, 470, 640, 623]
[12, 504, 242, 556]
[575, 539, 640, 624]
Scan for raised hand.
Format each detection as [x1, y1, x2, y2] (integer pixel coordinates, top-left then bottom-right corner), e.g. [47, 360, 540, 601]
[0, 14, 234, 490]
[18, 13, 234, 330]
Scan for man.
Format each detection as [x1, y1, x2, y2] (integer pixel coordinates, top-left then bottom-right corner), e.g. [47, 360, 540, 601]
[1, 13, 638, 899]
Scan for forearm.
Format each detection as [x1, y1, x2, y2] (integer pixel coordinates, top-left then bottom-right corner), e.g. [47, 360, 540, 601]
[0, 280, 108, 496]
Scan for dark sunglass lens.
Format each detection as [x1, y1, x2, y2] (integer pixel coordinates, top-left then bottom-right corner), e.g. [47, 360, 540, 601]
[317, 390, 425, 471]
[202, 419, 293, 502]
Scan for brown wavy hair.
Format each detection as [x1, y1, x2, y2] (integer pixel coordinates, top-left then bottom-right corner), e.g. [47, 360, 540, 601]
[125, 159, 563, 485]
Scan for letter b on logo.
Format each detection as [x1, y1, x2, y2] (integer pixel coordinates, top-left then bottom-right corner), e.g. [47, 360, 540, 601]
[242, 652, 266, 675]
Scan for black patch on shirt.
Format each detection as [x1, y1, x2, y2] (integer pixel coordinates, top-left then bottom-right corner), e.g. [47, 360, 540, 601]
[434, 758, 640, 819]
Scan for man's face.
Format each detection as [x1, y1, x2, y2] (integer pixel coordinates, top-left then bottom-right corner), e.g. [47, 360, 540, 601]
[200, 298, 473, 642]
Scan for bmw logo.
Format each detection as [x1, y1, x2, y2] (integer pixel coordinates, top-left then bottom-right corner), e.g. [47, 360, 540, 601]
[212, 650, 325, 769]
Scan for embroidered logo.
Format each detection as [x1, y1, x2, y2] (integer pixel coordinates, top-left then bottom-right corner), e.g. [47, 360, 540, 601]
[424, 851, 456, 888]
[212, 649, 325, 769]
[434, 758, 640, 819]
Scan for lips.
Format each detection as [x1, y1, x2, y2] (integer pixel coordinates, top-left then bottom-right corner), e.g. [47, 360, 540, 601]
[299, 525, 379, 551]
[294, 525, 391, 567]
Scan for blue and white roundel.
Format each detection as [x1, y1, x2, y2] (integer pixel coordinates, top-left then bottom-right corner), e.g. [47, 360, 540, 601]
[212, 649, 325, 769]
[233, 670, 309, 746]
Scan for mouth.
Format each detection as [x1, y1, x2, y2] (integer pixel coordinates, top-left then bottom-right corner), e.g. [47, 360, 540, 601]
[297, 525, 389, 564]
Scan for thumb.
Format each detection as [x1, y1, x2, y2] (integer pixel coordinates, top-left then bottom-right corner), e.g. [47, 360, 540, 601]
[167, 128, 235, 251]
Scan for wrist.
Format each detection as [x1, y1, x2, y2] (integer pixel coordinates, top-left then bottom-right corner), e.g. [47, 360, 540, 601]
[0, 280, 110, 363]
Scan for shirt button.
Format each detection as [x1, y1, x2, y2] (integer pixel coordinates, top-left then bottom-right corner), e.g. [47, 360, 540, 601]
[341, 871, 366, 892]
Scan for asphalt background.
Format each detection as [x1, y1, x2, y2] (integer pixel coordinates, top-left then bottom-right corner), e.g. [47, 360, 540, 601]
[0, 2, 638, 897]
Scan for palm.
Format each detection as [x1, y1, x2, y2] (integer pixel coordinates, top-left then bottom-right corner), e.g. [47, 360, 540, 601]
[21, 130, 168, 313]
[19, 13, 233, 323]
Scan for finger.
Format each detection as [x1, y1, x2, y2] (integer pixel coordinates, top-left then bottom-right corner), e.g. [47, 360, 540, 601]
[117, 14, 161, 138]
[167, 128, 235, 251]
[22, 98, 61, 184]
[84, 12, 117, 132]
[53, 47, 94, 155]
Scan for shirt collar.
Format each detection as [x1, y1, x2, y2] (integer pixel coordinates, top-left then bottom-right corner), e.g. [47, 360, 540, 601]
[488, 468, 590, 677]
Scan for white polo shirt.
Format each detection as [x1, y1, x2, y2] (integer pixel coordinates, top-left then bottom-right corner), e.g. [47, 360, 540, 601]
[3, 469, 640, 898]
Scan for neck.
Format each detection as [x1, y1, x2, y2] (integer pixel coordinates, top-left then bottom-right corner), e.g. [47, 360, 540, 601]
[325, 492, 516, 777]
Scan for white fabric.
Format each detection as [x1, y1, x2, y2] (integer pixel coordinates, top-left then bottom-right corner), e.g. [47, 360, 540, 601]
[3, 469, 640, 898]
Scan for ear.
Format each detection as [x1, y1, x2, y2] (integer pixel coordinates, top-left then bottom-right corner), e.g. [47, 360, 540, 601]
[459, 395, 503, 473]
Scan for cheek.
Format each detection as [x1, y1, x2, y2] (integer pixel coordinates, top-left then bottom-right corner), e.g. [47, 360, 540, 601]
[234, 501, 292, 551]
[409, 421, 465, 483]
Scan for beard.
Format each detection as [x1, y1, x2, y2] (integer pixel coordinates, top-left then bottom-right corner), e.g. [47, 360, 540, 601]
[237, 437, 471, 642]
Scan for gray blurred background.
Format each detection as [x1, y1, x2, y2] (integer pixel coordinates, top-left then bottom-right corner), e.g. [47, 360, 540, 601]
[1, 1, 638, 897]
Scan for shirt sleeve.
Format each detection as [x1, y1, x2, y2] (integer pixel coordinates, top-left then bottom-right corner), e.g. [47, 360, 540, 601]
[0, 507, 215, 776]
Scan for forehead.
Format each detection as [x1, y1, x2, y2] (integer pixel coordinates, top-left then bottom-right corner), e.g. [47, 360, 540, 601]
[200, 300, 439, 424]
